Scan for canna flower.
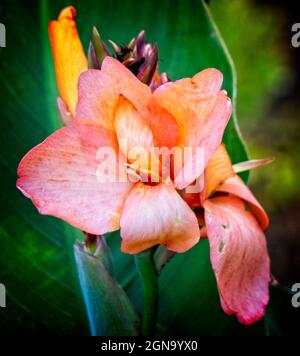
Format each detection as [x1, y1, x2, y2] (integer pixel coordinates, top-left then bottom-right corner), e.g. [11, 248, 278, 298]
[16, 6, 232, 254]
[185, 145, 271, 325]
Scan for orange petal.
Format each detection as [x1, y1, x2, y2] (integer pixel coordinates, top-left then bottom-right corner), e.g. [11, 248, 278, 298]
[120, 182, 200, 254]
[114, 96, 160, 182]
[216, 175, 269, 230]
[49, 6, 88, 116]
[115, 96, 154, 158]
[145, 102, 179, 149]
[153, 69, 232, 189]
[203, 144, 235, 199]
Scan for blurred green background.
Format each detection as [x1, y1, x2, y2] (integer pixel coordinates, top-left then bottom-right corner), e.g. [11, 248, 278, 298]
[0, 0, 299, 335]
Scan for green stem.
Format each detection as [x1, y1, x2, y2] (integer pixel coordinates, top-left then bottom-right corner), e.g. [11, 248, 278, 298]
[135, 250, 159, 336]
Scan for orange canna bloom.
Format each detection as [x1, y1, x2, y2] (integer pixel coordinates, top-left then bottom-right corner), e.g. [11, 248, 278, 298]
[17, 55, 232, 255]
[49, 6, 88, 116]
[16, 5, 274, 328]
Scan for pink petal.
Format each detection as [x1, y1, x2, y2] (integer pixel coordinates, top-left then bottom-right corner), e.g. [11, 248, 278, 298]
[204, 196, 270, 325]
[120, 182, 200, 254]
[75, 57, 152, 130]
[153, 69, 232, 189]
[17, 125, 132, 235]
[216, 175, 269, 230]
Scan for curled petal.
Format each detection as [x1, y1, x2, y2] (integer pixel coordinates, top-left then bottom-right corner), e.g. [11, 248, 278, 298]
[204, 196, 270, 325]
[49, 6, 88, 116]
[216, 175, 269, 230]
[114, 96, 154, 158]
[202, 144, 235, 199]
[56, 97, 73, 126]
[153, 69, 232, 189]
[114, 96, 160, 181]
[120, 182, 200, 254]
[17, 125, 132, 235]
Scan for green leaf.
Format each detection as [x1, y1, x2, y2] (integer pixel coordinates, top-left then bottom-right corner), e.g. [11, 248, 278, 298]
[0, 0, 89, 335]
[157, 240, 265, 336]
[189, 1, 249, 181]
[74, 242, 139, 336]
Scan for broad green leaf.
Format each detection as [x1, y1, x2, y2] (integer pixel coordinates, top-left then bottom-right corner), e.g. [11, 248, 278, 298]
[0, 0, 89, 335]
[157, 240, 265, 336]
[74, 242, 139, 336]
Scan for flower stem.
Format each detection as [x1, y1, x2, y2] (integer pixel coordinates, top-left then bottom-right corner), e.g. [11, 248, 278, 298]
[135, 250, 159, 336]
